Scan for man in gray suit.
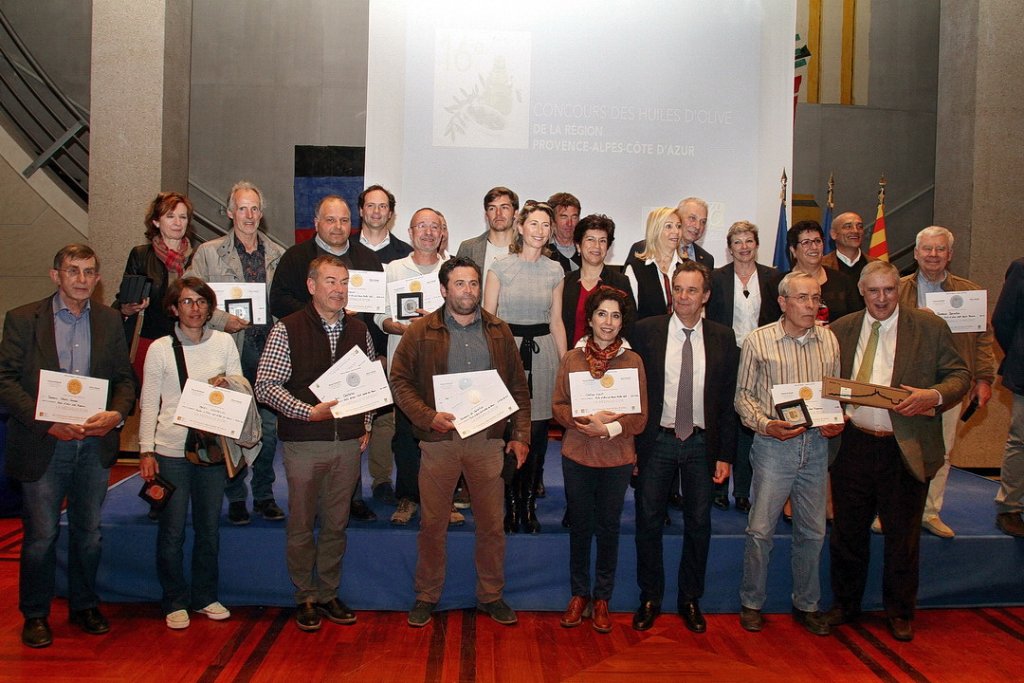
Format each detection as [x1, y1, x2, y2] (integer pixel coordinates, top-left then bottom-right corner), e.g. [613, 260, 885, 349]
[0, 244, 136, 648]
[825, 261, 969, 643]
[455, 186, 518, 294]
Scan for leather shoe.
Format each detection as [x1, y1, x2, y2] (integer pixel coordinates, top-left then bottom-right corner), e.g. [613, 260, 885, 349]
[739, 606, 763, 632]
[560, 596, 590, 628]
[735, 497, 751, 513]
[70, 607, 110, 635]
[712, 495, 729, 511]
[679, 600, 706, 633]
[632, 601, 660, 631]
[295, 601, 322, 632]
[888, 617, 914, 642]
[21, 618, 52, 648]
[997, 511, 1024, 538]
[823, 605, 860, 627]
[591, 599, 612, 633]
[317, 598, 356, 624]
[350, 499, 377, 521]
[792, 607, 830, 636]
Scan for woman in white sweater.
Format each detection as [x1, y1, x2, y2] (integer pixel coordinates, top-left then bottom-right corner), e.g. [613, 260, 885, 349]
[138, 277, 242, 629]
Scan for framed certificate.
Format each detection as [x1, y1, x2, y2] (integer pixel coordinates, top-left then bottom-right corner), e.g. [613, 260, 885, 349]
[224, 298, 253, 323]
[775, 399, 812, 428]
[396, 292, 424, 320]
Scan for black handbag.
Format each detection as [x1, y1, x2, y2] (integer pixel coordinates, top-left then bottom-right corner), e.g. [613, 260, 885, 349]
[171, 336, 226, 467]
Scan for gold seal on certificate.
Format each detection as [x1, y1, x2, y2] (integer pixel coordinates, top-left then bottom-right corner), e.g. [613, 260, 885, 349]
[67, 378, 83, 395]
[229, 285, 244, 299]
[568, 368, 641, 417]
[35, 369, 109, 424]
[600, 375, 615, 389]
[409, 280, 423, 292]
[799, 386, 814, 401]
[208, 390, 224, 405]
[351, 273, 364, 287]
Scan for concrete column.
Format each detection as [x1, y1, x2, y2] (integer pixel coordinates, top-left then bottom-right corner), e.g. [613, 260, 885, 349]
[935, 0, 1024, 467]
[88, 0, 191, 296]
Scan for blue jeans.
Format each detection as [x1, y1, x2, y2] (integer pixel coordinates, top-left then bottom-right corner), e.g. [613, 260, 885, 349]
[635, 430, 712, 606]
[740, 430, 828, 612]
[20, 438, 109, 618]
[563, 457, 632, 600]
[156, 455, 226, 614]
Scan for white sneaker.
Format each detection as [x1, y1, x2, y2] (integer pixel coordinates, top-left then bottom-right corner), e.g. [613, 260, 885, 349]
[166, 609, 190, 629]
[870, 516, 883, 534]
[391, 498, 418, 525]
[922, 515, 955, 538]
[196, 601, 231, 620]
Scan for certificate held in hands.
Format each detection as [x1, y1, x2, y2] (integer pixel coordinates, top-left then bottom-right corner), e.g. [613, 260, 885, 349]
[568, 368, 641, 417]
[310, 346, 393, 418]
[173, 378, 253, 439]
[35, 369, 109, 425]
[433, 370, 519, 439]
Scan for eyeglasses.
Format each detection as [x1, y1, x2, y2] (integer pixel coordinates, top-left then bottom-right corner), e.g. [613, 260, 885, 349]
[412, 222, 441, 232]
[59, 267, 98, 278]
[178, 297, 209, 308]
[797, 238, 823, 248]
[785, 294, 823, 305]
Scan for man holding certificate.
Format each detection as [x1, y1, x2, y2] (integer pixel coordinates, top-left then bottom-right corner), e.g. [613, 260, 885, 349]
[389, 256, 530, 628]
[735, 271, 843, 637]
[0, 244, 136, 648]
[255, 255, 375, 632]
[630, 260, 739, 634]
[893, 226, 997, 538]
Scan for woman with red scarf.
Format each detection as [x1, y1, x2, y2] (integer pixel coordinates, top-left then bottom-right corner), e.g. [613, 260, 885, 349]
[114, 192, 195, 377]
[551, 286, 648, 633]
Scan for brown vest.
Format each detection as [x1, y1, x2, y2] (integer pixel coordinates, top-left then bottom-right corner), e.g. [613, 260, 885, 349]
[277, 304, 370, 442]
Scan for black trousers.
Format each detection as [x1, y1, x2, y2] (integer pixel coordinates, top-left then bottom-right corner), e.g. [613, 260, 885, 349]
[829, 426, 929, 619]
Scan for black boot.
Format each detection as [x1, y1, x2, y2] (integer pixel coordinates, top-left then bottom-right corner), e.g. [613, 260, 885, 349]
[504, 480, 520, 534]
[520, 454, 541, 534]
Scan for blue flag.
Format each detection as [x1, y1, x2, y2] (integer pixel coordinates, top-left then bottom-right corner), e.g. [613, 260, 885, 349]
[823, 203, 835, 255]
[773, 201, 789, 270]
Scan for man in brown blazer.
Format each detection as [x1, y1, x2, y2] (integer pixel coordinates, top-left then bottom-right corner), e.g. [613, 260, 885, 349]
[821, 211, 876, 281]
[825, 261, 969, 642]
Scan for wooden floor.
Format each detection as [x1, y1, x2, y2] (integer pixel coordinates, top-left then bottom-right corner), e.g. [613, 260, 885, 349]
[1, 466, 1022, 682]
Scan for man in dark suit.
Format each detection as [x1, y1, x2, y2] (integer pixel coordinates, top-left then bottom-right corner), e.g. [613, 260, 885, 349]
[269, 194, 383, 521]
[0, 244, 136, 648]
[826, 261, 970, 642]
[630, 260, 738, 633]
[993, 256, 1024, 537]
[546, 191, 582, 273]
[624, 196, 715, 269]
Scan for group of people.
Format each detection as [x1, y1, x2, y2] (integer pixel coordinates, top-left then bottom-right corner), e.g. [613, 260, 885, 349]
[1, 180, 1021, 651]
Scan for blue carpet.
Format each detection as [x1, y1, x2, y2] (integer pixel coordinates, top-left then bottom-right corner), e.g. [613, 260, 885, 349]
[57, 440, 1024, 613]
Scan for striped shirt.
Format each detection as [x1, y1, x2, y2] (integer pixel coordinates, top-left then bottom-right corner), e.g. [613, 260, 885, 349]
[734, 320, 841, 435]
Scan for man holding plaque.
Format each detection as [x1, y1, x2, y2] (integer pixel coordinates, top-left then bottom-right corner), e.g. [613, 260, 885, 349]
[255, 255, 375, 632]
[630, 260, 738, 633]
[389, 256, 530, 628]
[0, 244, 136, 648]
[827, 261, 969, 642]
[892, 226, 996, 538]
[269, 194, 382, 522]
[734, 271, 843, 636]
[187, 181, 287, 525]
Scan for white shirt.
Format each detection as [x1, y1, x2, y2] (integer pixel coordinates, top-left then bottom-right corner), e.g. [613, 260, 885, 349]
[360, 231, 391, 251]
[836, 250, 862, 267]
[848, 307, 900, 432]
[661, 315, 706, 430]
[374, 254, 448, 370]
[732, 268, 761, 348]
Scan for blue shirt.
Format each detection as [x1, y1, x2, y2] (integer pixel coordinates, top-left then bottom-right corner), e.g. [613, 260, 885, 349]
[52, 293, 92, 375]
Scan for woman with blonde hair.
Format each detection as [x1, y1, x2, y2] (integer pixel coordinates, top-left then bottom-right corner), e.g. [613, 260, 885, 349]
[623, 207, 686, 320]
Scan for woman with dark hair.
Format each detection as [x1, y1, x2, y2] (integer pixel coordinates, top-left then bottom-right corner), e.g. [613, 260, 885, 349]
[484, 201, 567, 533]
[561, 214, 635, 349]
[623, 207, 686, 320]
[114, 192, 196, 377]
[705, 221, 778, 513]
[552, 286, 648, 632]
[138, 276, 242, 630]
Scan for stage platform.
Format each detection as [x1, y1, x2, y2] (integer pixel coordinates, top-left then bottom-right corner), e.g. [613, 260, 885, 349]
[58, 441, 1024, 614]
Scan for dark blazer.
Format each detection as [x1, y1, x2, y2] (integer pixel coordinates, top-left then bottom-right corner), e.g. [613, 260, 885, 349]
[113, 243, 193, 342]
[548, 246, 582, 273]
[270, 237, 384, 320]
[625, 238, 715, 270]
[763, 267, 863, 323]
[0, 295, 137, 482]
[560, 265, 635, 349]
[993, 257, 1024, 394]
[705, 262, 779, 329]
[831, 307, 970, 482]
[631, 315, 739, 476]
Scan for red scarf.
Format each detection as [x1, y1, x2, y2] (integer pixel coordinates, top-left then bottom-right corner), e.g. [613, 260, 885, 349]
[583, 336, 623, 378]
[152, 235, 191, 278]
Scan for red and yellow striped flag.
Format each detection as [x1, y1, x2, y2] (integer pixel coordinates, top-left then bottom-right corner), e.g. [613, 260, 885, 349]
[868, 177, 889, 261]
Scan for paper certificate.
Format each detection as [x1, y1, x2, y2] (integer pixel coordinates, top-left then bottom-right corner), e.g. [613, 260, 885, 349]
[770, 381, 844, 427]
[386, 273, 443, 319]
[568, 368, 642, 417]
[173, 378, 253, 439]
[35, 370, 109, 425]
[925, 290, 987, 333]
[345, 270, 387, 313]
[310, 346, 394, 418]
[207, 282, 268, 324]
[433, 370, 519, 439]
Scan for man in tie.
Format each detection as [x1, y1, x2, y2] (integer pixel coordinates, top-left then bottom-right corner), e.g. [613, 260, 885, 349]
[735, 271, 843, 636]
[826, 261, 969, 642]
[630, 260, 738, 633]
